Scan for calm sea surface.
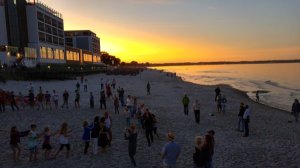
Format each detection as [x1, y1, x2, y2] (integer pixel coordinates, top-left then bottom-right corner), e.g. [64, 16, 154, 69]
[154, 63, 300, 111]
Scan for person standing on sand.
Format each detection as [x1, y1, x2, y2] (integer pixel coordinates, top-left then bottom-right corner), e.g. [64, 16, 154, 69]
[216, 94, 222, 113]
[90, 92, 94, 109]
[84, 79, 88, 92]
[221, 95, 227, 113]
[91, 116, 100, 155]
[143, 109, 154, 147]
[75, 90, 80, 109]
[161, 132, 181, 167]
[113, 95, 119, 114]
[291, 99, 300, 122]
[193, 100, 201, 124]
[45, 91, 51, 110]
[82, 121, 93, 154]
[100, 90, 106, 110]
[243, 105, 251, 137]
[147, 82, 151, 95]
[256, 90, 260, 102]
[193, 136, 206, 168]
[9, 91, 19, 111]
[182, 94, 190, 116]
[10, 126, 30, 161]
[61, 90, 69, 109]
[214, 86, 221, 102]
[28, 124, 39, 161]
[36, 90, 44, 110]
[205, 130, 215, 168]
[52, 90, 59, 110]
[237, 102, 245, 132]
[125, 124, 138, 167]
[54, 122, 72, 158]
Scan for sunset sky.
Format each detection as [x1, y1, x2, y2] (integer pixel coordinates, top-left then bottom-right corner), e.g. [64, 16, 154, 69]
[42, 0, 300, 63]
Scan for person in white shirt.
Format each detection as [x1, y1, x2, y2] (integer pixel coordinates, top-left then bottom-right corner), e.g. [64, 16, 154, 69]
[243, 105, 251, 137]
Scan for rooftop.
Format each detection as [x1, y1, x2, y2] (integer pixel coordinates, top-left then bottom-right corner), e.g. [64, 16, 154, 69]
[26, 0, 63, 19]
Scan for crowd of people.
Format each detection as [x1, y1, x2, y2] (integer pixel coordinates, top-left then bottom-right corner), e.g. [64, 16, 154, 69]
[1, 75, 299, 168]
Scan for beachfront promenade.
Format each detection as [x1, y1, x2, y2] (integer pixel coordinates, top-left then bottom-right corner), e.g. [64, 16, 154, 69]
[0, 70, 299, 168]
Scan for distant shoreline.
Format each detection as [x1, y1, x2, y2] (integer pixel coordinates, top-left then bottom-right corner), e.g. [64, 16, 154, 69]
[148, 59, 300, 67]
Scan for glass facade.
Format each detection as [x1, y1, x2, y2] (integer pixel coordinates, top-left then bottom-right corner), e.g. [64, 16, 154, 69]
[83, 53, 92, 62]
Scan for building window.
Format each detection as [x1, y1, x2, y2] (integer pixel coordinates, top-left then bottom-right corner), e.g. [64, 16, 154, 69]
[39, 32, 46, 42]
[37, 12, 44, 22]
[38, 22, 45, 31]
[54, 49, 59, 60]
[59, 50, 64, 60]
[40, 47, 47, 59]
[47, 48, 53, 59]
[46, 34, 52, 43]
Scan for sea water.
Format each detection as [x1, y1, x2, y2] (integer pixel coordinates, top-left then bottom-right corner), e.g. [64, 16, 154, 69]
[154, 63, 300, 111]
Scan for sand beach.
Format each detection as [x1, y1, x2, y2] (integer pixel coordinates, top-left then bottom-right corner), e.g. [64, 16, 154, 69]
[0, 69, 299, 168]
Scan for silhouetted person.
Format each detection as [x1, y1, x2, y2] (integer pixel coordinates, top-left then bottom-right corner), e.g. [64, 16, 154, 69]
[214, 86, 221, 102]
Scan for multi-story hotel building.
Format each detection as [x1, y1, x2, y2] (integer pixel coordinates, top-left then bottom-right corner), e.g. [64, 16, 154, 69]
[26, 1, 65, 64]
[0, 0, 102, 66]
[65, 30, 101, 63]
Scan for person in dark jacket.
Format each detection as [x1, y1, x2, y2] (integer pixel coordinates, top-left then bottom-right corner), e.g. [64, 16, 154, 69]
[182, 94, 190, 115]
[100, 90, 106, 109]
[10, 126, 30, 161]
[214, 86, 221, 102]
[292, 99, 300, 122]
[10, 91, 19, 111]
[147, 82, 151, 95]
[125, 124, 138, 167]
[143, 108, 154, 146]
[237, 102, 245, 131]
[91, 116, 100, 155]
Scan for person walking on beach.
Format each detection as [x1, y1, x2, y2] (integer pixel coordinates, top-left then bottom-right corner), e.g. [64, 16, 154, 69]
[10, 126, 30, 161]
[52, 90, 59, 110]
[28, 124, 39, 161]
[221, 95, 227, 113]
[98, 117, 109, 152]
[45, 91, 51, 110]
[216, 94, 222, 113]
[243, 105, 251, 137]
[237, 102, 245, 132]
[75, 90, 80, 109]
[113, 95, 119, 114]
[9, 91, 19, 111]
[193, 100, 201, 124]
[182, 94, 190, 116]
[291, 99, 300, 122]
[143, 109, 154, 146]
[54, 122, 72, 158]
[205, 130, 215, 168]
[61, 90, 69, 109]
[193, 136, 206, 168]
[125, 124, 138, 167]
[119, 87, 125, 106]
[214, 86, 221, 102]
[84, 79, 88, 92]
[147, 82, 151, 95]
[256, 90, 260, 102]
[91, 116, 100, 155]
[161, 132, 181, 167]
[76, 82, 80, 91]
[36, 90, 44, 110]
[104, 112, 113, 146]
[90, 92, 94, 109]
[42, 126, 55, 160]
[112, 79, 116, 90]
[100, 90, 106, 110]
[28, 90, 35, 110]
[82, 121, 93, 154]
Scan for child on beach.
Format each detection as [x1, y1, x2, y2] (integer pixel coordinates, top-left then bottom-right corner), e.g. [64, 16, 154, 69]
[28, 124, 39, 161]
[54, 122, 72, 158]
[42, 126, 55, 160]
[10, 126, 30, 161]
[221, 95, 227, 113]
[82, 121, 93, 154]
